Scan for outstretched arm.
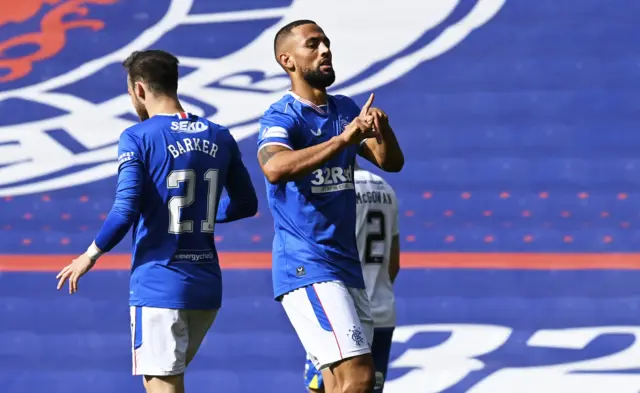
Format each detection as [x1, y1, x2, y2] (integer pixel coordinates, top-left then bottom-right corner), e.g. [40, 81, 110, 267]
[56, 132, 143, 293]
[91, 133, 145, 256]
[92, 158, 143, 252]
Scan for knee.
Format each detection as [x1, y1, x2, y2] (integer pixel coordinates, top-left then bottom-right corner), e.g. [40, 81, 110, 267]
[143, 374, 184, 393]
[340, 365, 375, 393]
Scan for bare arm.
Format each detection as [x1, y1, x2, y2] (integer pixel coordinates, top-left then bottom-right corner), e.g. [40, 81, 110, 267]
[389, 234, 400, 283]
[258, 137, 348, 184]
[353, 95, 403, 172]
[359, 117, 404, 172]
[258, 115, 377, 184]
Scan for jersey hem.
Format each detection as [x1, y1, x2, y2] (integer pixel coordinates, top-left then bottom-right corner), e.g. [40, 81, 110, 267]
[129, 299, 221, 310]
[274, 275, 365, 299]
[258, 141, 293, 151]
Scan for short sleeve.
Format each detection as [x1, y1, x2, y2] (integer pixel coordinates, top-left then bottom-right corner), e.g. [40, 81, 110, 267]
[257, 110, 297, 151]
[117, 130, 144, 171]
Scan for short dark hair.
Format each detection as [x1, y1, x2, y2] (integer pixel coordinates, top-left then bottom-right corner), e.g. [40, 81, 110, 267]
[122, 50, 179, 96]
[273, 19, 317, 57]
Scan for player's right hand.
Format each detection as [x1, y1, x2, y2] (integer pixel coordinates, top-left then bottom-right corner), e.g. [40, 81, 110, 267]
[56, 253, 96, 294]
[340, 94, 381, 145]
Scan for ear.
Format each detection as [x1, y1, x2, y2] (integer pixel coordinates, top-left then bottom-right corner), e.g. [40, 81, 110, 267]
[134, 81, 146, 101]
[279, 53, 295, 72]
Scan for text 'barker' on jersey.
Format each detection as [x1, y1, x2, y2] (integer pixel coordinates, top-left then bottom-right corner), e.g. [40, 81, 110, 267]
[167, 119, 220, 158]
[118, 112, 257, 310]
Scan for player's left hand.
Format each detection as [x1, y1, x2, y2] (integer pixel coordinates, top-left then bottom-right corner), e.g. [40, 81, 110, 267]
[360, 93, 391, 144]
[369, 108, 390, 133]
[56, 253, 96, 294]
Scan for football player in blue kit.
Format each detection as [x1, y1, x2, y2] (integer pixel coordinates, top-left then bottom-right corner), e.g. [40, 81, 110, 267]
[56, 50, 258, 393]
[257, 20, 405, 393]
[305, 161, 402, 393]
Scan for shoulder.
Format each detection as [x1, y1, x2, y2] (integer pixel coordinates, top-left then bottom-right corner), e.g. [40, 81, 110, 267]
[117, 123, 148, 164]
[120, 116, 171, 140]
[259, 96, 301, 143]
[260, 94, 299, 126]
[118, 121, 148, 145]
[205, 119, 231, 135]
[355, 169, 380, 183]
[377, 174, 398, 203]
[332, 94, 357, 105]
[355, 170, 394, 192]
[372, 172, 395, 195]
[331, 94, 360, 114]
[206, 120, 236, 144]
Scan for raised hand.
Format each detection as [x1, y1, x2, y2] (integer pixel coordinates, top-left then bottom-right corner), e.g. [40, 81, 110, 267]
[340, 114, 379, 145]
[359, 92, 375, 117]
[359, 93, 384, 144]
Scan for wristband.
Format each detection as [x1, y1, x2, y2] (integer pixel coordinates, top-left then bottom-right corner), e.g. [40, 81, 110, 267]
[86, 241, 104, 260]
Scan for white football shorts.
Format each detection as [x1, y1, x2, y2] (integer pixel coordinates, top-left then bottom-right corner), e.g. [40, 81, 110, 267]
[281, 280, 374, 370]
[130, 306, 218, 376]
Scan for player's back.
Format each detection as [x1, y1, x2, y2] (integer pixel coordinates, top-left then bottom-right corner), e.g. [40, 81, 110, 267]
[354, 168, 399, 327]
[123, 112, 237, 310]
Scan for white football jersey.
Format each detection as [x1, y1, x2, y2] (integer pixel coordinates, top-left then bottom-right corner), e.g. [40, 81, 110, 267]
[354, 169, 399, 328]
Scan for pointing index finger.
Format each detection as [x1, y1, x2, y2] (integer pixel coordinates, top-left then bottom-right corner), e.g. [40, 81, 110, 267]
[360, 93, 375, 116]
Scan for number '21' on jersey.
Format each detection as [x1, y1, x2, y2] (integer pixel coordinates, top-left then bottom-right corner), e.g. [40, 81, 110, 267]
[117, 112, 257, 310]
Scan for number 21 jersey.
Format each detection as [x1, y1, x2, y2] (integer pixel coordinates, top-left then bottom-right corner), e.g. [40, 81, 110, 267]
[118, 112, 246, 310]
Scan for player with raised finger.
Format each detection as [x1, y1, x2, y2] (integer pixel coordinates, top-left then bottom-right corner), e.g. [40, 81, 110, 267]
[256, 19, 404, 393]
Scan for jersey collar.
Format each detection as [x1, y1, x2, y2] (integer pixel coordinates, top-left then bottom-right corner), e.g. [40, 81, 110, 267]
[155, 112, 191, 119]
[288, 91, 330, 116]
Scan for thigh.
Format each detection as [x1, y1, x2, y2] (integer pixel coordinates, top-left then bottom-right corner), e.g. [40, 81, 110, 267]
[184, 309, 218, 366]
[281, 281, 372, 371]
[130, 306, 188, 377]
[371, 327, 395, 393]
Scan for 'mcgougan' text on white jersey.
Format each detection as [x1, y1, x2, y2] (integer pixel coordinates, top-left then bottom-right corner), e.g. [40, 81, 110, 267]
[354, 169, 399, 328]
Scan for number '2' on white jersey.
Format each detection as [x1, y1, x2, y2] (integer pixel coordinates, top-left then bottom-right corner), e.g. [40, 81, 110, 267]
[354, 169, 399, 328]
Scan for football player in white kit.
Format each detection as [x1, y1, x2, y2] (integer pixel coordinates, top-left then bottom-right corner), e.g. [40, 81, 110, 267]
[304, 161, 401, 393]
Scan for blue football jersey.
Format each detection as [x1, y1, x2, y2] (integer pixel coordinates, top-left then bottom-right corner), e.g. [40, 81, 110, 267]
[257, 92, 365, 298]
[117, 112, 248, 309]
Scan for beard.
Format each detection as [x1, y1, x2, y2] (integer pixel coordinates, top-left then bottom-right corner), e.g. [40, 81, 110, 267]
[302, 66, 336, 89]
[133, 96, 149, 121]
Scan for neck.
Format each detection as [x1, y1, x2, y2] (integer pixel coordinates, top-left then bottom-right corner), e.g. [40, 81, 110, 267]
[290, 79, 327, 106]
[145, 95, 184, 118]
